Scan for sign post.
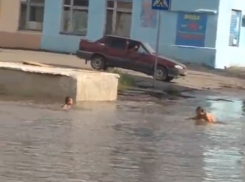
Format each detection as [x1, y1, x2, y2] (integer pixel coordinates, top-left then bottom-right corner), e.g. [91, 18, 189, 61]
[151, 0, 171, 87]
[153, 11, 161, 88]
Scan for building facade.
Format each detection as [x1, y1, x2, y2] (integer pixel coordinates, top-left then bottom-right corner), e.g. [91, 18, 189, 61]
[0, 0, 42, 49]
[0, 0, 244, 68]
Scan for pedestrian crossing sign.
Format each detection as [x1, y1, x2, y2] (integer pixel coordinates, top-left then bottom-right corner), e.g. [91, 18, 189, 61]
[151, 0, 171, 11]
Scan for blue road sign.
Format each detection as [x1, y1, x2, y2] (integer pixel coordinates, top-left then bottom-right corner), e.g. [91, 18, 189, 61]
[151, 0, 171, 11]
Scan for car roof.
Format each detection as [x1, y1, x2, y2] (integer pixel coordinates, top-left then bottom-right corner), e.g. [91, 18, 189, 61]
[105, 34, 140, 42]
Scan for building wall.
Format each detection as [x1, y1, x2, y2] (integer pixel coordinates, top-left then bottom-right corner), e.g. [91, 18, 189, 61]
[2, 0, 238, 69]
[215, 0, 245, 68]
[0, 0, 19, 32]
[131, 0, 219, 67]
[41, 0, 106, 53]
[41, 0, 219, 67]
[1, 0, 245, 69]
[0, 0, 41, 50]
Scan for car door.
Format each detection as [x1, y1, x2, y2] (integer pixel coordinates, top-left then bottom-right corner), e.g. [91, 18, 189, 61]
[125, 42, 151, 74]
[135, 44, 153, 74]
[104, 37, 127, 68]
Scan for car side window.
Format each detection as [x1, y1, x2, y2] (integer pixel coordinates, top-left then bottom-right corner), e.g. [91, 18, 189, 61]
[127, 40, 139, 51]
[137, 44, 148, 54]
[107, 37, 127, 50]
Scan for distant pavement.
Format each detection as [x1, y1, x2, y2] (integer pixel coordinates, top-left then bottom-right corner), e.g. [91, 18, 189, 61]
[0, 49, 90, 69]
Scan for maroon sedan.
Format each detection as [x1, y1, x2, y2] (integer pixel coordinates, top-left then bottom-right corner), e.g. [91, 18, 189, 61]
[77, 35, 186, 82]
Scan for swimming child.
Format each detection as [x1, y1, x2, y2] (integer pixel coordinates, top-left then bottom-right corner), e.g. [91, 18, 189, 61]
[62, 96, 73, 110]
[189, 106, 216, 123]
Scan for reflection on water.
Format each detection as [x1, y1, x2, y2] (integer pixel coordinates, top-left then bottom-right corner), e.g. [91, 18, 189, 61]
[207, 98, 243, 121]
[0, 95, 244, 182]
[198, 96, 245, 182]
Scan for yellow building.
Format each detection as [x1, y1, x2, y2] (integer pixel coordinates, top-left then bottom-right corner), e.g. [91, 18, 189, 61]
[0, 0, 42, 50]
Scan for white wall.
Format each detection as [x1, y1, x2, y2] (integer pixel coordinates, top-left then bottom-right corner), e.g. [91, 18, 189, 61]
[215, 0, 245, 68]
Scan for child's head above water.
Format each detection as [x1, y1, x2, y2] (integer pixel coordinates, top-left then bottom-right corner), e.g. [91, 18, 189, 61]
[65, 96, 73, 105]
[196, 106, 205, 115]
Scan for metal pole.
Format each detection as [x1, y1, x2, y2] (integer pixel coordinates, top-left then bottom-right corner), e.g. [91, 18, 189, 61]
[153, 11, 161, 88]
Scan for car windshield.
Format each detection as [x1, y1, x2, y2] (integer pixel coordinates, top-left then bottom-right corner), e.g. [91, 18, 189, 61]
[142, 43, 155, 54]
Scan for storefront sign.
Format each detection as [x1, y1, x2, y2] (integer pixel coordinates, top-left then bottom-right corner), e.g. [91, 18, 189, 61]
[175, 12, 207, 47]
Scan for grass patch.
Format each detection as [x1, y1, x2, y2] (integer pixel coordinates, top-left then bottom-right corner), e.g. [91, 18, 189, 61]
[108, 68, 136, 90]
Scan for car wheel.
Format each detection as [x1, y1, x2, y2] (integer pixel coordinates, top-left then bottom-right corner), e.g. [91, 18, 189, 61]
[164, 76, 174, 82]
[155, 66, 168, 81]
[91, 55, 105, 70]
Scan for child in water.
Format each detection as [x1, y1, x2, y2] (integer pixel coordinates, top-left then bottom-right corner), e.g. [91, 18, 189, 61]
[62, 96, 73, 110]
[190, 106, 216, 123]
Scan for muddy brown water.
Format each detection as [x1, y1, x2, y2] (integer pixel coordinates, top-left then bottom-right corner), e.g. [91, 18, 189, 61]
[0, 92, 245, 182]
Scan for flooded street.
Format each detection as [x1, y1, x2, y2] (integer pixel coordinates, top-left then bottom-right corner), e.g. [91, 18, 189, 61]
[0, 93, 245, 182]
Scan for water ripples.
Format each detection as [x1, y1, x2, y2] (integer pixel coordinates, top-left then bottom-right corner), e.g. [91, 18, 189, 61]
[0, 96, 244, 181]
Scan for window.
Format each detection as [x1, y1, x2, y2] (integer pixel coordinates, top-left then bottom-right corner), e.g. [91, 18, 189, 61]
[107, 37, 127, 50]
[105, 1, 132, 37]
[229, 9, 242, 47]
[137, 45, 148, 54]
[127, 40, 139, 50]
[127, 40, 148, 54]
[62, 0, 89, 36]
[19, 0, 45, 31]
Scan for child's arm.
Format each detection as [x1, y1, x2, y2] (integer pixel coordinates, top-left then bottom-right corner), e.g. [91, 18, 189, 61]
[187, 116, 198, 120]
[210, 114, 216, 123]
[204, 113, 216, 123]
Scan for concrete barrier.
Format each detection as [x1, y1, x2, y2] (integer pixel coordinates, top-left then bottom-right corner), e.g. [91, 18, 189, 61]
[0, 62, 120, 101]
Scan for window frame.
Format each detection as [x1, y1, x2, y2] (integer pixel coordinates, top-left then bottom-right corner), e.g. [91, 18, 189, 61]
[137, 43, 149, 54]
[105, 0, 132, 35]
[127, 40, 149, 54]
[106, 37, 127, 50]
[18, 0, 45, 32]
[229, 9, 242, 47]
[127, 39, 139, 49]
[61, 0, 89, 36]
[18, 0, 45, 31]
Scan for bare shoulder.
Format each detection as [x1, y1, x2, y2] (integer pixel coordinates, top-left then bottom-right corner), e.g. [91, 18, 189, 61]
[206, 113, 216, 122]
[209, 113, 216, 119]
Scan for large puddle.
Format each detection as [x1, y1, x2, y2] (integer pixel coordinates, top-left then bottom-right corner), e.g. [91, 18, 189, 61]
[0, 93, 245, 182]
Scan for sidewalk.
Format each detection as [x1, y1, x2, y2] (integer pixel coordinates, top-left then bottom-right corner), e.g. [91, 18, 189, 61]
[0, 49, 90, 69]
[0, 49, 244, 92]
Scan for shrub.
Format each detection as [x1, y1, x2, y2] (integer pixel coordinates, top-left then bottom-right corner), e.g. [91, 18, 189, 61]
[108, 69, 135, 90]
